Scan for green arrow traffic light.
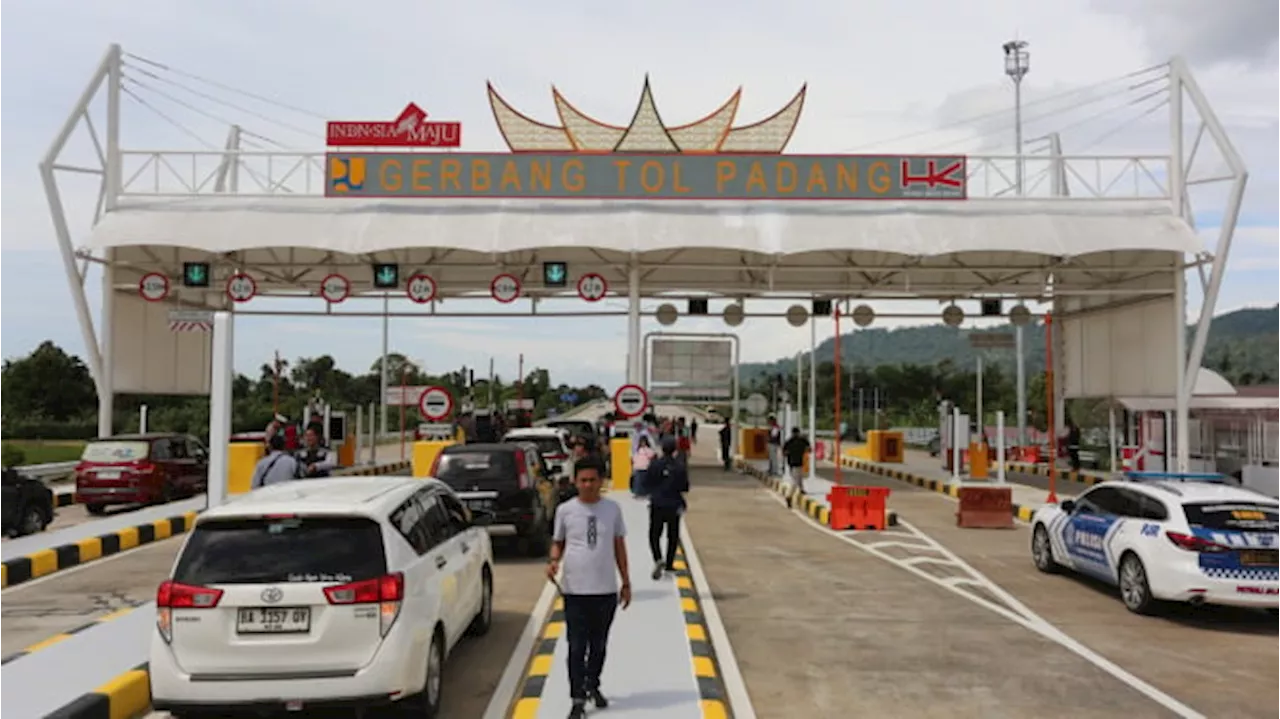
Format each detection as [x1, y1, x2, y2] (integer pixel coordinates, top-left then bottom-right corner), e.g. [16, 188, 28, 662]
[543, 261, 567, 287]
[372, 263, 399, 288]
[183, 262, 210, 287]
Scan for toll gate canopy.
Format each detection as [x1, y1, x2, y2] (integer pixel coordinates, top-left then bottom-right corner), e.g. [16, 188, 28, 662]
[44, 47, 1246, 474]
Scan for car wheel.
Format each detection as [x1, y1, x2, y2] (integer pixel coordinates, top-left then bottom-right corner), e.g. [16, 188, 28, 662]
[85, 503, 108, 516]
[467, 566, 494, 637]
[1119, 552, 1157, 615]
[1031, 524, 1059, 574]
[395, 627, 445, 718]
[19, 505, 46, 536]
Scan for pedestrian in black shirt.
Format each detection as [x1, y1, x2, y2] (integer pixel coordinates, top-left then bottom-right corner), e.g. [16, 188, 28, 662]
[783, 428, 810, 508]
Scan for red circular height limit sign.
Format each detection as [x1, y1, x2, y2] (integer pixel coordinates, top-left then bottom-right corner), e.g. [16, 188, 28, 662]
[418, 385, 455, 421]
[577, 273, 608, 302]
[613, 384, 648, 418]
[319, 273, 351, 303]
[491, 273, 521, 304]
[138, 272, 170, 302]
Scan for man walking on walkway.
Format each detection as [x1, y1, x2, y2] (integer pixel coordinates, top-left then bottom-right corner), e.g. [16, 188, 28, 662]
[646, 437, 689, 579]
[783, 427, 810, 508]
[719, 419, 733, 471]
[547, 457, 632, 718]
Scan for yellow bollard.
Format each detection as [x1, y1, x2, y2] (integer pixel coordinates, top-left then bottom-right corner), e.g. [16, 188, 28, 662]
[227, 442, 265, 495]
[412, 440, 456, 478]
[610, 438, 632, 491]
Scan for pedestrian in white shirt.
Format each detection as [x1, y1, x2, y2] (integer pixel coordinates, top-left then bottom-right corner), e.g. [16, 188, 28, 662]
[547, 457, 632, 718]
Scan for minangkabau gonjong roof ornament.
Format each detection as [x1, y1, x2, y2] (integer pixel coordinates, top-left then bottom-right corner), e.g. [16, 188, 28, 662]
[487, 76, 806, 154]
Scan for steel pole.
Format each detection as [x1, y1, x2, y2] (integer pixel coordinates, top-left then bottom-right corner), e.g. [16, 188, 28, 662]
[808, 314, 817, 482]
[380, 294, 390, 436]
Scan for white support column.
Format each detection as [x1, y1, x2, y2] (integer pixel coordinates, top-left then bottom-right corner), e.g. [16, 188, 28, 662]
[207, 311, 235, 509]
[139, 404, 149, 434]
[1109, 404, 1119, 474]
[807, 313, 817, 482]
[975, 354, 984, 437]
[627, 259, 642, 385]
[951, 407, 962, 482]
[98, 251, 115, 437]
[1174, 267, 1190, 472]
[380, 294, 390, 436]
[355, 404, 363, 465]
[104, 44, 122, 211]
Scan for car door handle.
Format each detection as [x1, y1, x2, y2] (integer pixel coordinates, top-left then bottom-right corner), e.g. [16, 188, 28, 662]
[435, 555, 448, 569]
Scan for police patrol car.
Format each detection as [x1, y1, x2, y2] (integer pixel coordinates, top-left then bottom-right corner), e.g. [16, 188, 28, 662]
[1030, 473, 1279, 615]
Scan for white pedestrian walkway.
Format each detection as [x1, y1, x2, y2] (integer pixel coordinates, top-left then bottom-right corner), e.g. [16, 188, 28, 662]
[533, 492, 712, 719]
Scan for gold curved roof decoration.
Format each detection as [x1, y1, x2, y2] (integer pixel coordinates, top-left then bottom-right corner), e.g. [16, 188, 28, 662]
[487, 79, 804, 154]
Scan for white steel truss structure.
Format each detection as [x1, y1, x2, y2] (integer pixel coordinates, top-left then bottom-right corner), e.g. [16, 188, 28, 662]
[41, 46, 1247, 473]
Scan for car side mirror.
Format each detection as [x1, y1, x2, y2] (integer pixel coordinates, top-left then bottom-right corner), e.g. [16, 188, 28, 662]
[1060, 499, 1076, 514]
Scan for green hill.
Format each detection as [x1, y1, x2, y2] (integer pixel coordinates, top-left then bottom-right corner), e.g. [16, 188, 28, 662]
[742, 305, 1278, 387]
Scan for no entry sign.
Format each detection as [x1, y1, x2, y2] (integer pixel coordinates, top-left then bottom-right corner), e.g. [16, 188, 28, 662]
[418, 385, 455, 421]
[613, 384, 648, 418]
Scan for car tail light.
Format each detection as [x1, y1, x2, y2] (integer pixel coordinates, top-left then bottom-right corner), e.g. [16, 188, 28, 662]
[1166, 531, 1230, 553]
[428, 455, 442, 476]
[324, 573, 404, 637]
[547, 453, 568, 461]
[155, 580, 224, 643]
[132, 460, 157, 475]
[514, 449, 531, 489]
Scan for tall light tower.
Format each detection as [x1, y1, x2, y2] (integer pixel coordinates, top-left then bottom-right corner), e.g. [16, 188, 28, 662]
[1003, 39, 1030, 446]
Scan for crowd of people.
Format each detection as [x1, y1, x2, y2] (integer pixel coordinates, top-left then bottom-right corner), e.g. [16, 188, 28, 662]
[249, 411, 338, 488]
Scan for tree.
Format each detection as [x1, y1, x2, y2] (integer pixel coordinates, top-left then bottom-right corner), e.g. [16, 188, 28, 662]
[2, 341, 97, 422]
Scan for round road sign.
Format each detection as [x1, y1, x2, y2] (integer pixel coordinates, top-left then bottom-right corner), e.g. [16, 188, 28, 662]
[406, 274, 438, 304]
[744, 393, 769, 416]
[418, 386, 455, 421]
[226, 273, 257, 303]
[491, 273, 521, 304]
[138, 272, 170, 302]
[613, 384, 648, 418]
[320, 273, 351, 303]
[577, 273, 608, 303]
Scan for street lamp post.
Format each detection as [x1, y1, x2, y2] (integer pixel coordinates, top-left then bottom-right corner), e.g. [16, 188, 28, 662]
[1003, 39, 1031, 448]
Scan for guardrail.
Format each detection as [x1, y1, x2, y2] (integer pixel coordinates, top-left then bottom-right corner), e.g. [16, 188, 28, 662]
[13, 461, 78, 482]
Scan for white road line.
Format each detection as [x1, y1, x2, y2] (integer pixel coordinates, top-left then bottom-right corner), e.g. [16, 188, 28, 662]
[901, 556, 956, 568]
[861, 540, 941, 551]
[681, 520, 758, 719]
[2, 535, 183, 596]
[762, 487, 1207, 719]
[480, 578, 558, 719]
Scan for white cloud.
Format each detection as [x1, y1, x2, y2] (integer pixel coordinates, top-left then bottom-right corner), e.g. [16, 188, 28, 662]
[2, 0, 1276, 391]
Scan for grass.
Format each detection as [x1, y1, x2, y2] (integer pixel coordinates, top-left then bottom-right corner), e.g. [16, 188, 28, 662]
[1, 439, 87, 465]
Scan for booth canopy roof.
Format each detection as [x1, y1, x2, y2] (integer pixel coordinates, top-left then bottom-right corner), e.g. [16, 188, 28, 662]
[91, 197, 1199, 260]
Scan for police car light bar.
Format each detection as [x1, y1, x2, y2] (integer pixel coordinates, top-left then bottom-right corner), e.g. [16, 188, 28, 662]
[1123, 471, 1228, 483]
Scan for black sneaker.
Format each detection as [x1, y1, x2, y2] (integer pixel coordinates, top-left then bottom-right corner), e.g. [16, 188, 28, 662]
[568, 701, 586, 718]
[651, 561, 664, 580]
[589, 688, 610, 708]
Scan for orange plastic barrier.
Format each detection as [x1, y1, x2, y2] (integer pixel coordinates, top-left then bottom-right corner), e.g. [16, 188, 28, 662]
[827, 486, 891, 531]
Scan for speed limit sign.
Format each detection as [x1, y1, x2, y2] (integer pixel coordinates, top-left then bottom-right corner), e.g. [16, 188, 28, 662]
[138, 272, 170, 302]
[225, 273, 257, 303]
[491, 273, 521, 304]
[577, 273, 608, 303]
[405, 274, 438, 304]
[319, 273, 351, 303]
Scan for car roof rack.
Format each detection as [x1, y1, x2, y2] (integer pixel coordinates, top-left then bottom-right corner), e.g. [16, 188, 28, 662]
[1123, 471, 1227, 484]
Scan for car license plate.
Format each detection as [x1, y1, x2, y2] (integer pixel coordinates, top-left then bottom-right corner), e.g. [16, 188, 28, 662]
[467, 499, 495, 512]
[1240, 549, 1278, 566]
[96, 470, 122, 480]
[236, 607, 311, 634]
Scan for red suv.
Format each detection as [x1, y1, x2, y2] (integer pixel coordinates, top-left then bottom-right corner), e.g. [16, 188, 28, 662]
[75, 433, 209, 515]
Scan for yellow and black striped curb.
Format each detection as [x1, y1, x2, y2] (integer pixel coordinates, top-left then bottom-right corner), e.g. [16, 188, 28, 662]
[734, 460, 899, 528]
[1, 604, 145, 665]
[55, 490, 76, 508]
[509, 594, 566, 718]
[672, 545, 733, 719]
[45, 661, 150, 719]
[834, 456, 1043, 522]
[1002, 461, 1105, 487]
[1, 510, 200, 590]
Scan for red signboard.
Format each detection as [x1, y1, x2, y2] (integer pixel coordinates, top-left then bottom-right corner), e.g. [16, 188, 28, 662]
[327, 103, 462, 148]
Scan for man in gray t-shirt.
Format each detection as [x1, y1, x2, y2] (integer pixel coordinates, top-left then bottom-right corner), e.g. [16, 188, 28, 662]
[548, 457, 631, 718]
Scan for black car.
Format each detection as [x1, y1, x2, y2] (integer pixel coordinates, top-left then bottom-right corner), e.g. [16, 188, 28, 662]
[429, 443, 559, 556]
[2, 468, 55, 538]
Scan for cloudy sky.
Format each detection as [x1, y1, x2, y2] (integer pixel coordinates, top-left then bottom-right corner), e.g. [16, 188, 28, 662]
[2, 0, 1276, 392]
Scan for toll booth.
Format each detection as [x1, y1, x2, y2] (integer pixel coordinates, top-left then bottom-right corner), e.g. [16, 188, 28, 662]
[413, 423, 457, 477]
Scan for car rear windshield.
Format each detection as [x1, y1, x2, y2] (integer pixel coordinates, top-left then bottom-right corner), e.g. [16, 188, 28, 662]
[548, 422, 593, 438]
[509, 436, 565, 456]
[173, 516, 387, 585]
[436, 451, 518, 483]
[1183, 502, 1279, 532]
[81, 440, 150, 462]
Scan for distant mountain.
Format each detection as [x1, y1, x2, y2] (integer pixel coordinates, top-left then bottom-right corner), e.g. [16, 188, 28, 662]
[741, 305, 1278, 387]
